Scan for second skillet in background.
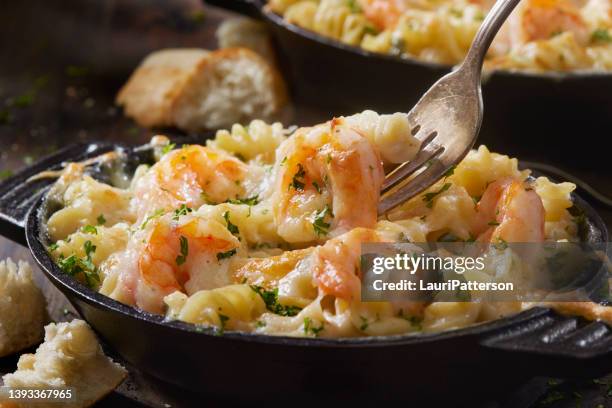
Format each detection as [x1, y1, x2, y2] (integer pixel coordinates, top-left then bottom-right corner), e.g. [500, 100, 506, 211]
[206, 0, 612, 173]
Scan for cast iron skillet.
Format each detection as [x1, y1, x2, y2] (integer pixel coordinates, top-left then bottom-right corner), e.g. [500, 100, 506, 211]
[0, 139, 611, 402]
[206, 0, 612, 169]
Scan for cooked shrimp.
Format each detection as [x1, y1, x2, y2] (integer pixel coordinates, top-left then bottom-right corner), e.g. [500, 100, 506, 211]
[311, 228, 382, 300]
[359, 0, 411, 30]
[102, 213, 240, 313]
[132, 145, 251, 218]
[509, 0, 589, 45]
[473, 177, 545, 243]
[272, 120, 384, 244]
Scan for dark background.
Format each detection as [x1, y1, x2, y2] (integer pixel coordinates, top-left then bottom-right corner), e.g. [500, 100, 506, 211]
[0, 0, 611, 406]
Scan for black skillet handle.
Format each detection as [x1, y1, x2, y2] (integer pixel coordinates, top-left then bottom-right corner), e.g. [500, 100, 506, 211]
[0, 143, 114, 247]
[204, 0, 264, 18]
[480, 308, 612, 377]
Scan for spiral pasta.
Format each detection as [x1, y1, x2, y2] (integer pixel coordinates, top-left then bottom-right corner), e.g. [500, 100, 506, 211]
[44, 111, 600, 339]
[269, 0, 612, 71]
[165, 284, 266, 329]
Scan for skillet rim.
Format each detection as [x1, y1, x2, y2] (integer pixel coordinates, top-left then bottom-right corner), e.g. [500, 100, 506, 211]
[262, 6, 612, 80]
[24, 155, 609, 349]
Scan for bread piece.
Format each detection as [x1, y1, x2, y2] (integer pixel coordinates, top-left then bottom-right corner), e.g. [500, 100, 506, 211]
[116, 49, 210, 128]
[1, 320, 127, 408]
[0, 259, 46, 357]
[116, 47, 288, 131]
[216, 17, 277, 62]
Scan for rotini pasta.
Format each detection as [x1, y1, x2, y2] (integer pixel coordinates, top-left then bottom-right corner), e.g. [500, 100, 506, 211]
[45, 111, 603, 339]
[269, 0, 612, 71]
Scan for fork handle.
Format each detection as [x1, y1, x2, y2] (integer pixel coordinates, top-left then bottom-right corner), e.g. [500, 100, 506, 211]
[462, 0, 522, 76]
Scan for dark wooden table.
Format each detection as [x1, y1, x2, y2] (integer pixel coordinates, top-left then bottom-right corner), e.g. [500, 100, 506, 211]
[1, 1, 611, 407]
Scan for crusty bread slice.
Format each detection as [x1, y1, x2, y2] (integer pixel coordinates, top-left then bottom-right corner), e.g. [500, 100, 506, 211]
[216, 17, 277, 62]
[0, 259, 46, 358]
[116, 48, 210, 128]
[1, 320, 127, 408]
[116, 47, 288, 131]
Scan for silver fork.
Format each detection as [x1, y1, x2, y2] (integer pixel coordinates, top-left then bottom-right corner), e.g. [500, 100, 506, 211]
[378, 0, 521, 215]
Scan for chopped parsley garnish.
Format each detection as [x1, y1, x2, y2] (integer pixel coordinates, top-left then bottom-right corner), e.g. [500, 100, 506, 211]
[250, 285, 301, 316]
[443, 165, 456, 178]
[289, 163, 306, 191]
[538, 390, 565, 405]
[494, 237, 508, 250]
[347, 0, 361, 12]
[313, 205, 333, 236]
[97, 214, 106, 225]
[175, 236, 188, 266]
[57, 240, 100, 288]
[303, 317, 324, 337]
[223, 211, 240, 237]
[141, 209, 165, 229]
[255, 320, 266, 328]
[216, 248, 237, 261]
[592, 28, 612, 43]
[217, 313, 230, 335]
[48, 243, 59, 252]
[280, 156, 287, 166]
[0, 169, 13, 179]
[422, 183, 451, 208]
[161, 142, 176, 156]
[487, 220, 500, 226]
[359, 316, 369, 331]
[226, 196, 259, 206]
[312, 181, 322, 194]
[173, 204, 193, 221]
[398, 309, 423, 330]
[81, 225, 98, 235]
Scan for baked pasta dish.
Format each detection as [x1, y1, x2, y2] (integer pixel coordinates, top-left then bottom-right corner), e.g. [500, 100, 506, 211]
[44, 111, 611, 338]
[268, 0, 612, 71]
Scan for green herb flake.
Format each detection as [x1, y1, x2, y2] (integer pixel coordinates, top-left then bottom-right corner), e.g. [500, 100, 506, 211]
[487, 220, 500, 226]
[81, 225, 98, 235]
[57, 240, 100, 288]
[13, 93, 35, 108]
[175, 236, 189, 266]
[592, 28, 612, 43]
[443, 165, 456, 178]
[303, 317, 324, 337]
[313, 205, 333, 236]
[538, 390, 565, 405]
[256, 320, 266, 328]
[312, 181, 322, 194]
[217, 313, 229, 335]
[359, 316, 369, 331]
[48, 243, 59, 252]
[161, 142, 176, 156]
[347, 0, 361, 12]
[250, 285, 302, 316]
[422, 183, 452, 208]
[226, 196, 259, 206]
[141, 209, 165, 229]
[216, 248, 237, 261]
[97, 214, 106, 225]
[173, 204, 193, 221]
[289, 163, 306, 191]
[223, 211, 240, 237]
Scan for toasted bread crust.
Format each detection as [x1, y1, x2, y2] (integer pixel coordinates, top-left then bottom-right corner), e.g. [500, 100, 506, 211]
[116, 49, 210, 127]
[117, 47, 288, 130]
